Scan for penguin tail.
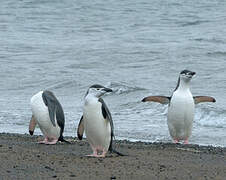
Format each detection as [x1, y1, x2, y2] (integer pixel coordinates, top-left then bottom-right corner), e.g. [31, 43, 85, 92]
[58, 136, 71, 144]
[110, 148, 127, 156]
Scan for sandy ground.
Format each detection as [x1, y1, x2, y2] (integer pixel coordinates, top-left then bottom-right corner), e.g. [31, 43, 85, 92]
[0, 133, 225, 180]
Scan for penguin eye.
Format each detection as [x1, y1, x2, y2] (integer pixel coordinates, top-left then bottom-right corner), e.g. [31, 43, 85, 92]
[97, 88, 100, 90]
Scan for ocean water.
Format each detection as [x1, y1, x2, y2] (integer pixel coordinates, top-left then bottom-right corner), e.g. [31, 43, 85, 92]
[1, 0, 226, 146]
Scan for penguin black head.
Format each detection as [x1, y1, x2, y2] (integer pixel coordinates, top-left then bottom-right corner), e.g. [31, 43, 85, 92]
[86, 84, 113, 98]
[174, 70, 196, 91]
[180, 70, 196, 81]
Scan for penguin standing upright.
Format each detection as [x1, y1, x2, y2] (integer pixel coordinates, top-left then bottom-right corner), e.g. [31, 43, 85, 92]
[142, 70, 216, 144]
[77, 84, 123, 157]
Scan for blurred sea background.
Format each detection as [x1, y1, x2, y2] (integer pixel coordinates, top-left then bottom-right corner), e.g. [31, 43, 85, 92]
[1, 0, 226, 146]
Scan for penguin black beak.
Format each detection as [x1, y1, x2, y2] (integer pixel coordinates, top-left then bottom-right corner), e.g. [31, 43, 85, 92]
[190, 72, 196, 76]
[103, 88, 113, 93]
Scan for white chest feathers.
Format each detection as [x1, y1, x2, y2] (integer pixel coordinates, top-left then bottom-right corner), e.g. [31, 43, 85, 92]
[167, 88, 195, 140]
[83, 95, 111, 151]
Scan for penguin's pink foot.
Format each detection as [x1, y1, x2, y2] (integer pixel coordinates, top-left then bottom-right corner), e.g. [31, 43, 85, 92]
[87, 152, 106, 158]
[184, 139, 189, 144]
[86, 147, 98, 157]
[45, 139, 58, 145]
[98, 150, 107, 158]
[86, 147, 107, 158]
[173, 139, 179, 143]
[38, 137, 48, 144]
[86, 154, 103, 158]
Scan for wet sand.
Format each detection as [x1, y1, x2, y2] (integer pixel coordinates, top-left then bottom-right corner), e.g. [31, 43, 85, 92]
[0, 133, 225, 180]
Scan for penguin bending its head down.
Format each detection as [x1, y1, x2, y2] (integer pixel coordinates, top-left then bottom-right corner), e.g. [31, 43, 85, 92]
[142, 70, 216, 144]
[29, 90, 68, 144]
[77, 84, 124, 157]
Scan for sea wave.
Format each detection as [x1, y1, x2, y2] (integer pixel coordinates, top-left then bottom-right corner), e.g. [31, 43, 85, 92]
[180, 20, 210, 27]
[47, 80, 77, 90]
[106, 82, 146, 95]
[193, 38, 226, 44]
[195, 106, 226, 128]
[206, 51, 226, 57]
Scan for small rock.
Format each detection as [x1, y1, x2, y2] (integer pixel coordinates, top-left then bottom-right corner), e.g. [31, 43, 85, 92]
[98, 159, 103, 162]
[45, 166, 54, 171]
[160, 165, 166, 169]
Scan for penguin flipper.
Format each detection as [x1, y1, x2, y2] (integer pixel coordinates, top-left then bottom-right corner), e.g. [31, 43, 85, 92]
[42, 90, 65, 139]
[98, 98, 114, 151]
[55, 103, 65, 138]
[99, 98, 126, 156]
[29, 115, 37, 135]
[193, 96, 216, 104]
[77, 116, 84, 140]
[142, 96, 170, 104]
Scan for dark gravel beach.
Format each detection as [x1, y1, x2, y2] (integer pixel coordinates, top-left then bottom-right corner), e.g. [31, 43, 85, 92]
[0, 133, 225, 180]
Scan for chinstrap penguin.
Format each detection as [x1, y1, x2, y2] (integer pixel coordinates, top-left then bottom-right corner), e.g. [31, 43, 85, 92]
[142, 70, 216, 144]
[77, 84, 124, 157]
[29, 90, 69, 144]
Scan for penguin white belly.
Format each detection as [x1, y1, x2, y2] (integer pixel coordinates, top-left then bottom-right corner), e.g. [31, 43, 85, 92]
[30, 91, 61, 139]
[167, 90, 194, 140]
[83, 102, 111, 151]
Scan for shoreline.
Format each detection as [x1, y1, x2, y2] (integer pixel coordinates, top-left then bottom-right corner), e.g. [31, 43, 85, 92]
[0, 133, 226, 179]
